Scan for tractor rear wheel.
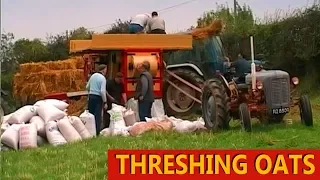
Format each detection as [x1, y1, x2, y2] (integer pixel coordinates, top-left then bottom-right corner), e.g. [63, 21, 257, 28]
[163, 68, 204, 116]
[299, 95, 313, 126]
[239, 103, 252, 132]
[201, 78, 230, 132]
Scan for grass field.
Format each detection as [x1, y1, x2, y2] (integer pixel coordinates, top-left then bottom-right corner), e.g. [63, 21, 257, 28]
[1, 96, 320, 180]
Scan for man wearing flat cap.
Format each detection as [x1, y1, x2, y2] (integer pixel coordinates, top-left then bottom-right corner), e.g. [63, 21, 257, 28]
[86, 64, 108, 136]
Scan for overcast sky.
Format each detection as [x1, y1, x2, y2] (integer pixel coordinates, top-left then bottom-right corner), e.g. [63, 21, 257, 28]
[1, 0, 313, 40]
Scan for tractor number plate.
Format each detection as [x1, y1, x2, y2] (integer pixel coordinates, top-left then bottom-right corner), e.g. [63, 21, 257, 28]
[272, 107, 289, 115]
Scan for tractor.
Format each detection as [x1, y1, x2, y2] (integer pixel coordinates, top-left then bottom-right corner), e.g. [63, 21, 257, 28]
[200, 36, 313, 132]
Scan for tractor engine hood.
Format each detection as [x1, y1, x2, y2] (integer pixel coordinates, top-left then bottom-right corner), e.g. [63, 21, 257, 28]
[245, 70, 289, 85]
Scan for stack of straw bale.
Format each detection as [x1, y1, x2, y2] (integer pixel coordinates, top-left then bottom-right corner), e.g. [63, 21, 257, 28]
[13, 57, 87, 115]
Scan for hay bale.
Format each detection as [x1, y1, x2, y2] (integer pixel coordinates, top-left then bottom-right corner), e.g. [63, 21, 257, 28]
[67, 96, 87, 116]
[19, 58, 84, 74]
[13, 69, 86, 103]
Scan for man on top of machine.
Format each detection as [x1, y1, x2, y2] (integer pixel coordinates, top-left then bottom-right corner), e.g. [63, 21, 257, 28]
[129, 13, 151, 34]
[147, 11, 166, 34]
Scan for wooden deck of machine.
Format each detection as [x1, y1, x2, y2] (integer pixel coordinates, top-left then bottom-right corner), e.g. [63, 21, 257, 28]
[69, 34, 193, 54]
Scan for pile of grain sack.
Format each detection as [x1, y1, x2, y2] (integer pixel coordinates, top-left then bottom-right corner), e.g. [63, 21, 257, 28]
[100, 98, 207, 137]
[0, 99, 97, 151]
[0, 98, 206, 151]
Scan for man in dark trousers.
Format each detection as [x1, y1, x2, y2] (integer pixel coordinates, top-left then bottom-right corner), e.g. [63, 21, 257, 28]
[135, 61, 154, 121]
[86, 64, 108, 136]
[103, 72, 127, 128]
[147, 11, 166, 34]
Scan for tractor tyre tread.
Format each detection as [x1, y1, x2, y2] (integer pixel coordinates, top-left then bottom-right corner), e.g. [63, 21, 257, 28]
[202, 78, 230, 131]
[300, 95, 313, 127]
[239, 103, 252, 132]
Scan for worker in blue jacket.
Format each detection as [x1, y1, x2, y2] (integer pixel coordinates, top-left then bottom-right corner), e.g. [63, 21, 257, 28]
[86, 64, 108, 136]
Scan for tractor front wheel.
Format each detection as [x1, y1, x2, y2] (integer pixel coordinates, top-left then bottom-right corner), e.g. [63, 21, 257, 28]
[239, 103, 252, 132]
[202, 79, 230, 132]
[299, 95, 313, 126]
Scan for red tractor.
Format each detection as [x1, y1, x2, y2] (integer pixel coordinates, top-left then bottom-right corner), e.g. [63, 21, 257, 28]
[201, 36, 313, 132]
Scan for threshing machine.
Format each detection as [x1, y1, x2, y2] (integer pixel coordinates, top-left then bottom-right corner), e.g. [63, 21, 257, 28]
[44, 34, 193, 103]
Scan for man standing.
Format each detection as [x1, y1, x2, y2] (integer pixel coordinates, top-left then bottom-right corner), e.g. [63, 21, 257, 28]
[107, 72, 127, 106]
[147, 11, 166, 34]
[135, 61, 154, 121]
[103, 72, 127, 128]
[86, 64, 108, 136]
[129, 13, 151, 34]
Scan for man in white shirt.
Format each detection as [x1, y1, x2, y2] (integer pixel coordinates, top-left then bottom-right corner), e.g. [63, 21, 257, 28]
[147, 11, 166, 34]
[129, 13, 151, 34]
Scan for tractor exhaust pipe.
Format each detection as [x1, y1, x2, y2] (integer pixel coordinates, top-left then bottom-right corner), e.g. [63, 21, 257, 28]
[250, 35, 256, 90]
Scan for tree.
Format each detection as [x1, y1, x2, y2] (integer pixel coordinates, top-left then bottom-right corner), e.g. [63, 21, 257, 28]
[0, 32, 17, 72]
[13, 38, 49, 63]
[69, 27, 94, 40]
[104, 19, 131, 34]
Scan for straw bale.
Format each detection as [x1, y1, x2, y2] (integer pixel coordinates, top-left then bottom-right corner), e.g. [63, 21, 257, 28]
[19, 57, 84, 74]
[13, 69, 86, 103]
[191, 19, 225, 40]
[67, 96, 87, 116]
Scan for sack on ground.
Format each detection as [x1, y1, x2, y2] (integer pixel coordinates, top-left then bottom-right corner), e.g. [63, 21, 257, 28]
[79, 110, 96, 137]
[174, 120, 198, 133]
[37, 103, 66, 122]
[127, 98, 140, 121]
[129, 120, 173, 137]
[69, 116, 92, 139]
[30, 116, 46, 137]
[45, 121, 67, 146]
[34, 99, 69, 111]
[19, 124, 38, 149]
[57, 117, 82, 142]
[128, 122, 155, 136]
[123, 109, 136, 126]
[37, 135, 47, 146]
[2, 113, 13, 124]
[100, 127, 130, 136]
[1, 123, 10, 136]
[7, 105, 37, 124]
[108, 104, 126, 129]
[151, 99, 165, 117]
[0, 124, 22, 150]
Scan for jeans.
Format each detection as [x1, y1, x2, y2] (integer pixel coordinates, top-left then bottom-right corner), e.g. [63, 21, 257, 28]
[129, 24, 144, 34]
[88, 94, 103, 136]
[138, 102, 153, 121]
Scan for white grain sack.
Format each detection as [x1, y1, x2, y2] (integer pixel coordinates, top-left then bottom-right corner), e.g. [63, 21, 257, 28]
[1, 123, 10, 136]
[45, 121, 67, 146]
[19, 124, 38, 149]
[37, 103, 66, 122]
[7, 105, 37, 124]
[123, 109, 136, 126]
[79, 110, 96, 137]
[69, 116, 92, 139]
[34, 99, 69, 111]
[57, 117, 82, 142]
[108, 104, 126, 129]
[30, 116, 46, 137]
[0, 124, 22, 150]
[3, 113, 13, 124]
